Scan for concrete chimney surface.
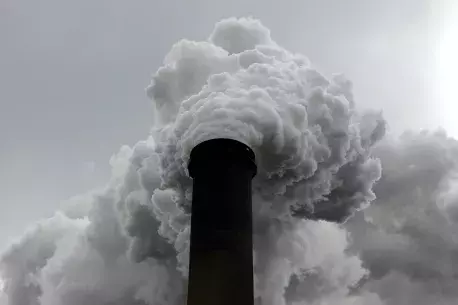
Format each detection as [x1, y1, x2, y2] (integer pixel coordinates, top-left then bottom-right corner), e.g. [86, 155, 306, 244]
[187, 139, 257, 305]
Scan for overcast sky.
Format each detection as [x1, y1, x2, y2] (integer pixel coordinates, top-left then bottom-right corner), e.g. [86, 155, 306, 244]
[0, 0, 454, 250]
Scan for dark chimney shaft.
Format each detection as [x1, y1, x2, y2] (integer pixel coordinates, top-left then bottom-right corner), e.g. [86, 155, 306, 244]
[187, 138, 257, 305]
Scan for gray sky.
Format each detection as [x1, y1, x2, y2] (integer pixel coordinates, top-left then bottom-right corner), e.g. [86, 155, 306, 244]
[0, 0, 454, 249]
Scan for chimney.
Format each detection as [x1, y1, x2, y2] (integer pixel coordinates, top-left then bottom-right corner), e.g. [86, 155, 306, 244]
[186, 138, 257, 305]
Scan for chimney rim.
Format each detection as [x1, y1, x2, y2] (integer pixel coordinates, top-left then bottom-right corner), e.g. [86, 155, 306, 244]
[188, 138, 257, 178]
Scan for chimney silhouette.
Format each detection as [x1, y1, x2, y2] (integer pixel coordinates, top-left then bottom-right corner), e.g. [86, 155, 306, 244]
[186, 138, 257, 305]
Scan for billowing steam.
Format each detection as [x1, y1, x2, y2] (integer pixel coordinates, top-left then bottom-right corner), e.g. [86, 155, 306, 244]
[1, 17, 457, 305]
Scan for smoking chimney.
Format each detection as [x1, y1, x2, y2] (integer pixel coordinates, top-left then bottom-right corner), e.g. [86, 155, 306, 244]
[186, 138, 257, 305]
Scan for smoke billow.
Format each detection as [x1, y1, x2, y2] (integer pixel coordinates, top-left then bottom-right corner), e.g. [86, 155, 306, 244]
[345, 130, 458, 305]
[1, 17, 456, 305]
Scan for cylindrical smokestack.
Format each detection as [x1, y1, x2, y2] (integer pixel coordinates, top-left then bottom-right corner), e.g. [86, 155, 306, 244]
[187, 138, 257, 305]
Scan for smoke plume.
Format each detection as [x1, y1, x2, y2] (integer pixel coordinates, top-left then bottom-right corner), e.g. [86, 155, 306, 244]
[1, 17, 456, 305]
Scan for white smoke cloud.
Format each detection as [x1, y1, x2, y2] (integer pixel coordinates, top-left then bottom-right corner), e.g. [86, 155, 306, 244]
[2, 17, 456, 305]
[344, 130, 458, 305]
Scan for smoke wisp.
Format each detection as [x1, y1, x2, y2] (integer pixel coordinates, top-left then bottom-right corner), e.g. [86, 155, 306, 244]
[1, 17, 456, 305]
